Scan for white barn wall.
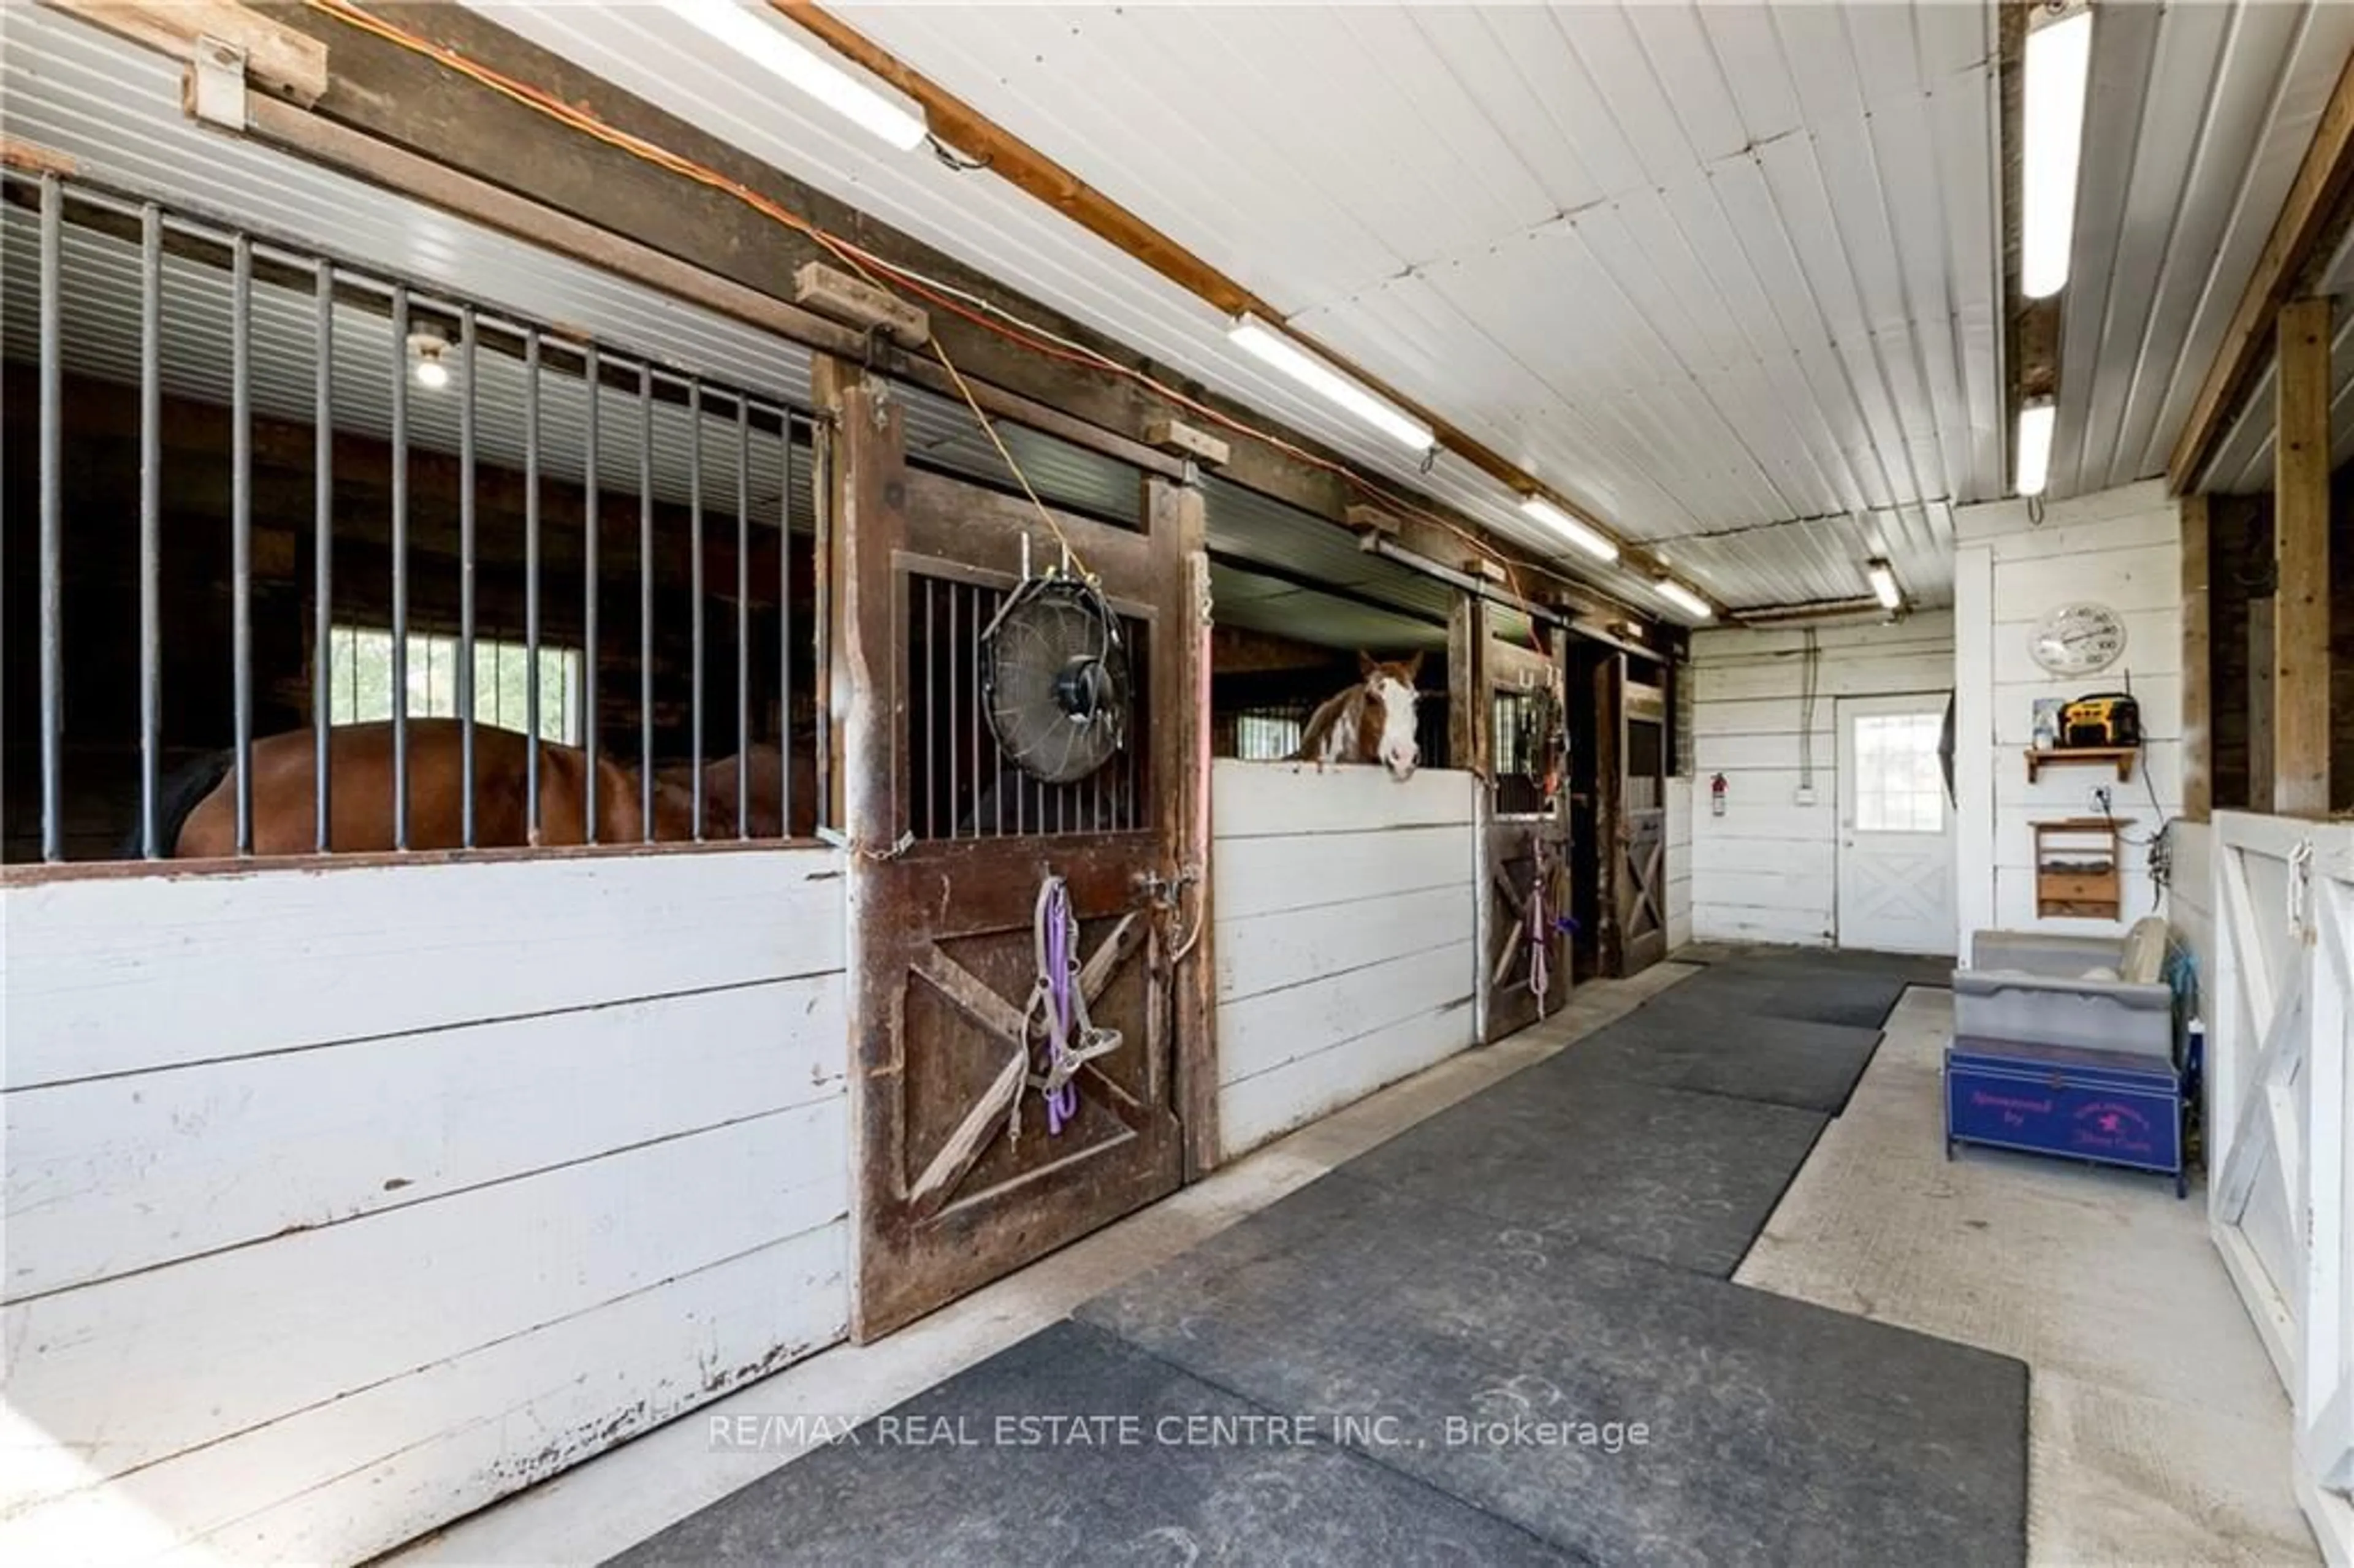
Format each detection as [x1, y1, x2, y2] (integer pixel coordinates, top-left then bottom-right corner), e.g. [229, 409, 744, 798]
[0, 849, 850, 1566]
[1952, 481, 2183, 950]
[1211, 761, 1477, 1160]
[1666, 773, 1694, 951]
[1688, 612, 1957, 948]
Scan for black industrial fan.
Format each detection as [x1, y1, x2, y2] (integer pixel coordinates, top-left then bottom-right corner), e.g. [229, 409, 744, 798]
[981, 573, 1130, 784]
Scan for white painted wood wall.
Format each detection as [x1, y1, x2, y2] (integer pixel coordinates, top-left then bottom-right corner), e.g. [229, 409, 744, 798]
[2207, 814, 2354, 1565]
[1688, 612, 1956, 946]
[0, 850, 850, 1566]
[1954, 481, 2183, 948]
[1211, 761, 1478, 1159]
[1666, 774, 1694, 951]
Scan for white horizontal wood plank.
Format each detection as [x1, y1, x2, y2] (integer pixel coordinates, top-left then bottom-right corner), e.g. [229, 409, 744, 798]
[1210, 759, 1476, 840]
[2, 1104, 847, 1496]
[1, 1225, 847, 1568]
[1215, 882, 1471, 1006]
[1695, 802, 1840, 844]
[1692, 652, 1953, 703]
[3, 848, 844, 1086]
[1219, 939, 1475, 1087]
[1693, 904, 1837, 947]
[1685, 835, 1837, 880]
[7, 974, 847, 1301]
[1694, 869, 1838, 915]
[1213, 822, 1472, 921]
[1989, 554, 2182, 622]
[1217, 999, 1475, 1160]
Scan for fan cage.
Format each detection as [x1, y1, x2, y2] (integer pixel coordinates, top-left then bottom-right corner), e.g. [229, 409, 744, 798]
[905, 573, 1149, 840]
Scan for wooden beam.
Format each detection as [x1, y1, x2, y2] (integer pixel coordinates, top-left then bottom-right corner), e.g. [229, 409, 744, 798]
[2171, 50, 2354, 490]
[2249, 595, 2277, 812]
[2181, 493, 2213, 822]
[2274, 297, 2333, 817]
[40, 0, 329, 104]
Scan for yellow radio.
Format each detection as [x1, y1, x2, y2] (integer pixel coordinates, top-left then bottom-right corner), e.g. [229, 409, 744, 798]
[2059, 693, 2141, 749]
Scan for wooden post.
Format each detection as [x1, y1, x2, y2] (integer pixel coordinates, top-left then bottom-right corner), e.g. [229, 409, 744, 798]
[1148, 474, 1219, 1181]
[812, 351, 906, 1342]
[2250, 595, 2277, 813]
[2182, 493, 2213, 822]
[2274, 297, 2332, 818]
[1448, 593, 1487, 777]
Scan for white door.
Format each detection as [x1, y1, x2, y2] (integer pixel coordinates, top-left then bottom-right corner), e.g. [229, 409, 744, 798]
[1836, 695, 1956, 955]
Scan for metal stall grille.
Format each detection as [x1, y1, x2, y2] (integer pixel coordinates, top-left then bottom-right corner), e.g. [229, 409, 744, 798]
[1, 168, 825, 864]
[1491, 687, 1555, 816]
[904, 574, 1148, 840]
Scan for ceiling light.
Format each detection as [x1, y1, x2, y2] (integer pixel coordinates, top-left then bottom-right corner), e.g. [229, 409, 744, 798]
[1865, 558, 1902, 611]
[1518, 495, 1620, 562]
[407, 328, 450, 391]
[658, 0, 928, 152]
[1655, 578, 1714, 620]
[2022, 6, 2093, 299]
[2016, 397, 2056, 497]
[1227, 314, 1434, 454]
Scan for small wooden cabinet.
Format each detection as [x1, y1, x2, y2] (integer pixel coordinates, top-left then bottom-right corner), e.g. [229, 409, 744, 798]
[2032, 817, 2128, 919]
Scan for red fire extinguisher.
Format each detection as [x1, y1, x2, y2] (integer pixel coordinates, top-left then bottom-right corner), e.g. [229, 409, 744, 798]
[1710, 772, 1728, 816]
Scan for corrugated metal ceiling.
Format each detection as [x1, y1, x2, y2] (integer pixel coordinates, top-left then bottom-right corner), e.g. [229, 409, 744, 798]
[471, 0, 2354, 612]
[2057, 0, 2354, 500]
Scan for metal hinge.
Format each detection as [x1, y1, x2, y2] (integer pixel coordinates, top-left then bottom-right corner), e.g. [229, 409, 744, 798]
[188, 36, 248, 131]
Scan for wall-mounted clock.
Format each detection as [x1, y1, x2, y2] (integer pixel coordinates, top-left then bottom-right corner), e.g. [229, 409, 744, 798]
[2030, 601, 2127, 676]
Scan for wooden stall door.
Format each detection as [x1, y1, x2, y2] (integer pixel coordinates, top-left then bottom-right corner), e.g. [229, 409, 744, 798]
[826, 365, 1203, 1340]
[1453, 599, 1571, 1043]
[1617, 671, 1670, 975]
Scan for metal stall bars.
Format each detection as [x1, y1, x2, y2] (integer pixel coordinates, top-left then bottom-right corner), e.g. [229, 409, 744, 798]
[5, 166, 820, 864]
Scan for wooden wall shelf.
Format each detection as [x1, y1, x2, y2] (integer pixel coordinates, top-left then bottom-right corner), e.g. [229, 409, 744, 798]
[2025, 747, 2137, 783]
[2032, 817, 2130, 920]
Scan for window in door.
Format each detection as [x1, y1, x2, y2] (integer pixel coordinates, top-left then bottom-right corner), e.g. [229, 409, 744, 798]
[1851, 711, 1946, 832]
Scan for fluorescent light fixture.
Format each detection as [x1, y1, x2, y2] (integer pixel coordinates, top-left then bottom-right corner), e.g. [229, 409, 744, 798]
[658, 0, 928, 153]
[1228, 314, 1434, 453]
[2022, 6, 2093, 299]
[1519, 495, 1620, 562]
[2016, 398, 2056, 497]
[1865, 558, 1902, 611]
[1655, 578, 1713, 620]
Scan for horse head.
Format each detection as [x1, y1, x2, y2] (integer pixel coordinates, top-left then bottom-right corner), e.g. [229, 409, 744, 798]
[1358, 649, 1425, 780]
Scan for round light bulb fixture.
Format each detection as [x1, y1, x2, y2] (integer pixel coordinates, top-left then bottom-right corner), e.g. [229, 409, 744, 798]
[407, 328, 451, 390]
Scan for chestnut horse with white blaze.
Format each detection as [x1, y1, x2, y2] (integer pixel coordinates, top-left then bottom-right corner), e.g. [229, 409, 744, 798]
[1290, 650, 1425, 780]
[150, 718, 811, 858]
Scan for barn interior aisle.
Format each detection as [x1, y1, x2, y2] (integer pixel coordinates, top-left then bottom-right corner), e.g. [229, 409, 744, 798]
[12, 0, 2354, 1559]
[555, 948, 2138, 1568]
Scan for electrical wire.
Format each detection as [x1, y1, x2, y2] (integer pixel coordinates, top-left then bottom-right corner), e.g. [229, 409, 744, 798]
[299, 0, 1562, 649]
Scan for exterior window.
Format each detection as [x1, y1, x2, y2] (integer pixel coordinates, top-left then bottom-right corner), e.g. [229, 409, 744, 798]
[326, 625, 582, 745]
[1853, 712, 1945, 832]
[1235, 712, 1302, 761]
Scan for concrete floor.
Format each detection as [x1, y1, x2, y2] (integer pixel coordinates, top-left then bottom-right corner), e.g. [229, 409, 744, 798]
[1736, 986, 2316, 1567]
[395, 964, 2314, 1566]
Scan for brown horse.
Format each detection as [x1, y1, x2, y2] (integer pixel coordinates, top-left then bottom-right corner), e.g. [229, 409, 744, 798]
[1290, 650, 1426, 780]
[152, 720, 811, 858]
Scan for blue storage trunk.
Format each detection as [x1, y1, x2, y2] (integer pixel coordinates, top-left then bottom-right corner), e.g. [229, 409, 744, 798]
[1945, 1037, 2187, 1198]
